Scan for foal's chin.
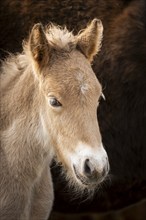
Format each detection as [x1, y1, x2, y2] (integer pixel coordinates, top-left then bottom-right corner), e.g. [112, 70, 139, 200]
[64, 166, 106, 194]
[72, 165, 105, 188]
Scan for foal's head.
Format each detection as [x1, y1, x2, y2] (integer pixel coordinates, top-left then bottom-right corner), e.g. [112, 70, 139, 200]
[26, 19, 109, 189]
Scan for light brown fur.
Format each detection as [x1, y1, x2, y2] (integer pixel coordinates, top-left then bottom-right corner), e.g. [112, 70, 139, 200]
[0, 19, 108, 219]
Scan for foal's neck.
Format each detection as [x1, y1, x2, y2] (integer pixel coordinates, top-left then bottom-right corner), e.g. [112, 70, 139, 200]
[1, 54, 44, 129]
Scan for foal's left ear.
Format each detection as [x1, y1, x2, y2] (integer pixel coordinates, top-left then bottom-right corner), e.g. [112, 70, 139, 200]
[77, 19, 103, 62]
[29, 23, 50, 68]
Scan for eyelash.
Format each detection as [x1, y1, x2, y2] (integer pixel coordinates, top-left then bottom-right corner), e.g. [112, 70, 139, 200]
[99, 93, 106, 103]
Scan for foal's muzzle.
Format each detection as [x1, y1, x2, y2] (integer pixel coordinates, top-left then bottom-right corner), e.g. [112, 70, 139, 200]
[73, 157, 109, 186]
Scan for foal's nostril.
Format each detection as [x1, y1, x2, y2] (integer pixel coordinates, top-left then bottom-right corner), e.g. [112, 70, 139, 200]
[84, 159, 95, 177]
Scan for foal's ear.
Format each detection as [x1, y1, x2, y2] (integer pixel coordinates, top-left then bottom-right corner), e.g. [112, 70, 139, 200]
[29, 23, 50, 68]
[77, 19, 103, 62]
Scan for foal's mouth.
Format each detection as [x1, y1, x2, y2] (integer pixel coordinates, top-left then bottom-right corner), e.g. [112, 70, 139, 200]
[73, 165, 99, 187]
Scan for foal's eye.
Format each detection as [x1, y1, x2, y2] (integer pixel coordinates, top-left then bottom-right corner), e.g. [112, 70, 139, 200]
[49, 97, 62, 107]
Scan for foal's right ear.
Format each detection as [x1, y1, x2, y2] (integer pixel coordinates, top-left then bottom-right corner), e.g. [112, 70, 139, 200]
[29, 23, 50, 69]
[77, 19, 103, 62]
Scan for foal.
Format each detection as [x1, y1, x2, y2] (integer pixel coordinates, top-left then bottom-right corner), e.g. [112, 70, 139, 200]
[0, 19, 109, 219]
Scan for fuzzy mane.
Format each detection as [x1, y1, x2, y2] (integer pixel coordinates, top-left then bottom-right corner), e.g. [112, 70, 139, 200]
[45, 24, 76, 51]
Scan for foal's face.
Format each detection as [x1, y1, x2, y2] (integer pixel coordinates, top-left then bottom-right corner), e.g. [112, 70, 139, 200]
[43, 51, 109, 187]
[28, 19, 109, 188]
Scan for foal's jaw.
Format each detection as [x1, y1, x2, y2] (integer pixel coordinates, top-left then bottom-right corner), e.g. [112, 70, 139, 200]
[70, 142, 109, 187]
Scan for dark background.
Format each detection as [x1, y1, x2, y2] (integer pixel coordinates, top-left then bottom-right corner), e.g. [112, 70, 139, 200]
[0, 0, 146, 219]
